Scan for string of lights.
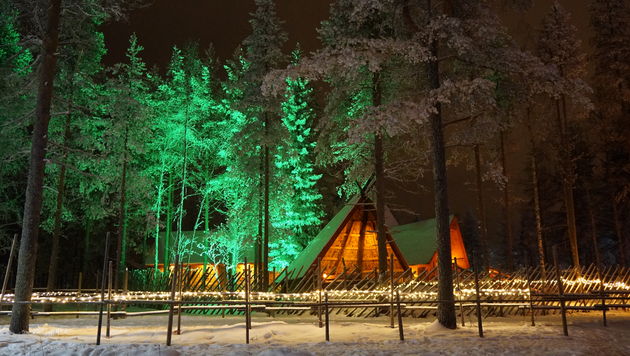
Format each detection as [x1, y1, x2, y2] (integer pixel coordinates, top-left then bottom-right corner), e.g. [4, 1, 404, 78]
[1, 277, 627, 304]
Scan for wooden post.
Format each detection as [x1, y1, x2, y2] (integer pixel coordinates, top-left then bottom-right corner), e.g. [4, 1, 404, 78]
[373, 267, 380, 317]
[166, 254, 179, 346]
[324, 292, 330, 342]
[271, 267, 277, 292]
[106, 260, 112, 338]
[317, 258, 323, 328]
[176, 262, 183, 335]
[552, 246, 568, 336]
[389, 254, 395, 328]
[77, 272, 83, 295]
[596, 264, 607, 327]
[96, 232, 110, 345]
[473, 253, 484, 338]
[221, 268, 226, 319]
[121, 268, 128, 316]
[245, 258, 250, 344]
[123, 269, 128, 293]
[0, 234, 18, 309]
[76, 272, 82, 319]
[454, 257, 464, 327]
[396, 291, 404, 341]
[526, 268, 535, 326]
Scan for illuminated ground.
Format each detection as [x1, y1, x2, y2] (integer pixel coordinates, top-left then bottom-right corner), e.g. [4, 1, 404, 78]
[1, 311, 629, 355]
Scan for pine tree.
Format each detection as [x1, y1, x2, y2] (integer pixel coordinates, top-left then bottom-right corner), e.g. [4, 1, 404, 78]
[590, 0, 630, 265]
[8, 0, 143, 332]
[242, 0, 287, 285]
[537, 2, 590, 269]
[43, 17, 108, 295]
[9, 0, 63, 334]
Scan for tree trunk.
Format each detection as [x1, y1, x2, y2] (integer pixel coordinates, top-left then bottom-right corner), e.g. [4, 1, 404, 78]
[474, 145, 489, 268]
[427, 22, 456, 329]
[372, 72, 388, 277]
[585, 188, 601, 267]
[203, 192, 210, 276]
[153, 163, 166, 274]
[176, 106, 189, 262]
[10, 0, 63, 334]
[563, 182, 580, 267]
[531, 154, 547, 280]
[115, 128, 128, 291]
[164, 173, 174, 270]
[611, 194, 627, 265]
[81, 219, 92, 284]
[527, 108, 546, 279]
[500, 132, 513, 271]
[556, 98, 580, 269]
[45, 111, 72, 295]
[263, 112, 270, 290]
[256, 153, 263, 288]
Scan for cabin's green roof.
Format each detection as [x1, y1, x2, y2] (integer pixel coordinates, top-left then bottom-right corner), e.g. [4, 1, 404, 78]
[284, 196, 359, 279]
[389, 215, 454, 265]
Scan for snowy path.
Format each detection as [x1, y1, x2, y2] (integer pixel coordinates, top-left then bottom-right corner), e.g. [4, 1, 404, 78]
[0, 311, 629, 355]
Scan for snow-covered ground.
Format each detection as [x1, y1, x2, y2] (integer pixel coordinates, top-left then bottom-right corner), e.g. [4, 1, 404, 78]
[0, 311, 629, 355]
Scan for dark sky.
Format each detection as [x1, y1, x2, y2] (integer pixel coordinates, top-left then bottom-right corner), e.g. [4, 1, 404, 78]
[102, 0, 591, 69]
[102, 0, 332, 68]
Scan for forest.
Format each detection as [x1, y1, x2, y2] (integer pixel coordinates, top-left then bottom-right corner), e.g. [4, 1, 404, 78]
[0, 0, 628, 333]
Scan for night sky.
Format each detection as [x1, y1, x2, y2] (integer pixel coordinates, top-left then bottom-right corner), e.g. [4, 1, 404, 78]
[102, 0, 592, 69]
[102, 0, 333, 69]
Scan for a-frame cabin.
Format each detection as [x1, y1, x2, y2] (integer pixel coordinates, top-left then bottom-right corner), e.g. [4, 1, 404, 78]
[286, 195, 408, 281]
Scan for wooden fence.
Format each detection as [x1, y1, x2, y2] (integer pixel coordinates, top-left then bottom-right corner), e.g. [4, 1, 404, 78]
[121, 261, 629, 319]
[1, 260, 629, 346]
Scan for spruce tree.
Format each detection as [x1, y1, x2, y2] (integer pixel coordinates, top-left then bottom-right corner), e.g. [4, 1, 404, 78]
[271, 49, 323, 265]
[0, 4, 33, 242]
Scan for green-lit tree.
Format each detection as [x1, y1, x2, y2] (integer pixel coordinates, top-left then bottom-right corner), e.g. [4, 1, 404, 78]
[104, 33, 155, 286]
[146, 44, 215, 271]
[271, 48, 323, 265]
[0, 3, 33, 243]
[242, 0, 287, 284]
[43, 19, 108, 296]
[207, 52, 261, 271]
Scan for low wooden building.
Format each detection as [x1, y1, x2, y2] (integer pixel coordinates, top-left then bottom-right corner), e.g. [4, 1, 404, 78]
[144, 231, 256, 275]
[390, 216, 470, 274]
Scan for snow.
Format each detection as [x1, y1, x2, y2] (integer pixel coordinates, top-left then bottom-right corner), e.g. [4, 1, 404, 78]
[0, 311, 629, 355]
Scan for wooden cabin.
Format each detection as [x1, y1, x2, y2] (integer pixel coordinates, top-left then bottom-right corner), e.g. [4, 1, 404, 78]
[390, 216, 470, 274]
[285, 195, 409, 281]
[285, 196, 470, 281]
